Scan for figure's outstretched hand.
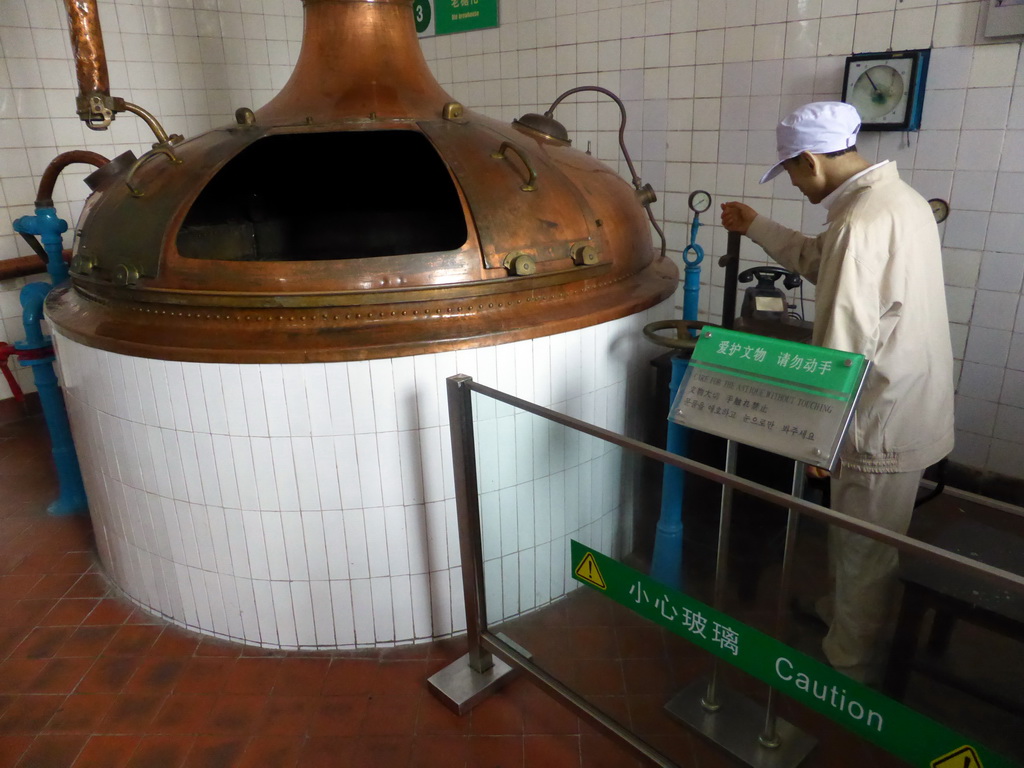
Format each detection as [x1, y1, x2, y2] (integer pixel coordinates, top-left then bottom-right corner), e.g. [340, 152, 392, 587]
[720, 202, 758, 235]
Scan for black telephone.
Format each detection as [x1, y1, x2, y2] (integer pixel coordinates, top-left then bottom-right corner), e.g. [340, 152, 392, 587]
[737, 267, 802, 321]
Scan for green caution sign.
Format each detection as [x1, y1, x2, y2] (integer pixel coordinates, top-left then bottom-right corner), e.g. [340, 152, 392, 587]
[570, 541, 1016, 768]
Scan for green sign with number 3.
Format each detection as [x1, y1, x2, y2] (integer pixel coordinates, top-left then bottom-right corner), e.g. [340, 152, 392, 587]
[413, 0, 432, 33]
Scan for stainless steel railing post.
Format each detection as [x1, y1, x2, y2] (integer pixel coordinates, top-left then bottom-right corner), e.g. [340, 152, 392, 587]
[702, 438, 738, 712]
[447, 374, 493, 674]
[759, 460, 807, 748]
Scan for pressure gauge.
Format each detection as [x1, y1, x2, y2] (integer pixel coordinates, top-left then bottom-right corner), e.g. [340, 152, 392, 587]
[928, 198, 949, 224]
[688, 190, 712, 214]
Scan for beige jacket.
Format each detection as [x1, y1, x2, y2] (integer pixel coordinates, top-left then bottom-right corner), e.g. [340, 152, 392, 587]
[746, 162, 954, 472]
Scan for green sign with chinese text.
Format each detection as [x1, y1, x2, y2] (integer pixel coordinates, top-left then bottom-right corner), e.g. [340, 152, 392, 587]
[690, 327, 865, 400]
[432, 0, 499, 35]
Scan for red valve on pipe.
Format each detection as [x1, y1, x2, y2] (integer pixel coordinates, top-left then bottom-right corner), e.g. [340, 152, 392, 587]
[0, 343, 25, 402]
[0, 342, 55, 403]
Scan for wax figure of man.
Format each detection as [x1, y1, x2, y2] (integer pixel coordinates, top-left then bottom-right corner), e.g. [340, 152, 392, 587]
[720, 101, 955, 683]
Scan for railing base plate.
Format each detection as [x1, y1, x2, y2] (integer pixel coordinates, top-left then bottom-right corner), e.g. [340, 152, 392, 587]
[427, 652, 517, 716]
[665, 677, 816, 768]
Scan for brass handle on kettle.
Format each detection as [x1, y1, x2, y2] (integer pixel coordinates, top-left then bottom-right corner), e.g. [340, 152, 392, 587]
[124, 145, 183, 198]
[492, 141, 537, 192]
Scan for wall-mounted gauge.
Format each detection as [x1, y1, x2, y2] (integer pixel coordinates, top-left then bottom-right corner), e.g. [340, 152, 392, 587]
[928, 198, 949, 223]
[842, 49, 930, 131]
[688, 190, 712, 214]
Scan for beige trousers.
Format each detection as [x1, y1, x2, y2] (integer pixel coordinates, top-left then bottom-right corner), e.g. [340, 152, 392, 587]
[819, 465, 924, 682]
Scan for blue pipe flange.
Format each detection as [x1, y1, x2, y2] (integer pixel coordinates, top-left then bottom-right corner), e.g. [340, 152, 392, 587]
[13, 207, 70, 285]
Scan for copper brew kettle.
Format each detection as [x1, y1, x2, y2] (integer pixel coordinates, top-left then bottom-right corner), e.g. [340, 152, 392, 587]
[47, 0, 677, 363]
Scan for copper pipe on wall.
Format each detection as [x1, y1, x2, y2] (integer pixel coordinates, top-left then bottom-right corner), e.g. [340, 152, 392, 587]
[63, 0, 108, 98]
[62, 0, 123, 127]
[60, 1, 184, 144]
[35, 150, 109, 208]
[0, 253, 72, 283]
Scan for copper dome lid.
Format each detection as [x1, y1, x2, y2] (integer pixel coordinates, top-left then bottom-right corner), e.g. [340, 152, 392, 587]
[46, 0, 677, 363]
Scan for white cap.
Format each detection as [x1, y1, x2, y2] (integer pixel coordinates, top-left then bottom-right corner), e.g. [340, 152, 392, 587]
[759, 101, 861, 183]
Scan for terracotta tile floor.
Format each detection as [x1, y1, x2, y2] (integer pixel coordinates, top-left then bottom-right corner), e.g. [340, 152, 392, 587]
[3, 413, 1023, 767]
[0, 416, 645, 768]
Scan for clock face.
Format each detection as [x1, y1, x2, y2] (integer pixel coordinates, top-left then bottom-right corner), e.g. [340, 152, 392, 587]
[851, 65, 906, 121]
[843, 54, 921, 129]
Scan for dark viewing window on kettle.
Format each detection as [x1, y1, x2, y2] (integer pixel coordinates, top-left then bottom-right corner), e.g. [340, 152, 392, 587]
[177, 131, 468, 262]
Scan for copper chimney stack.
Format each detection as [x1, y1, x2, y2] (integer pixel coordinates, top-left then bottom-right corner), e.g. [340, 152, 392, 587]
[260, 0, 456, 124]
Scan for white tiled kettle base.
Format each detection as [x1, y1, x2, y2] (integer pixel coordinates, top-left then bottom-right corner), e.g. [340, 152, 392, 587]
[52, 306, 671, 649]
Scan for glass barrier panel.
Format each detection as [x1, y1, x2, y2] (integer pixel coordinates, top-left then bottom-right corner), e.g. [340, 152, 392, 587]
[834, 489, 1024, 766]
[468, 387, 1024, 768]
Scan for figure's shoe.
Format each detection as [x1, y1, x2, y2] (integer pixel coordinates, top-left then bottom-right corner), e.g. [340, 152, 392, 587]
[790, 595, 830, 631]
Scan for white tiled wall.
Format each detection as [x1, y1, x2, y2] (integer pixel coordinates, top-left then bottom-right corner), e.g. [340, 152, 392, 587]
[1, 0, 1022, 479]
[53, 309, 665, 648]
[419, 0, 1024, 482]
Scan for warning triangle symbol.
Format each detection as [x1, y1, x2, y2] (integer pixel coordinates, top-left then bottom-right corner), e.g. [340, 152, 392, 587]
[574, 552, 607, 590]
[931, 746, 982, 768]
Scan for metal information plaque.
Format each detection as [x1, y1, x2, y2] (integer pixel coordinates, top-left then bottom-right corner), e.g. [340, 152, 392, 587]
[668, 328, 868, 469]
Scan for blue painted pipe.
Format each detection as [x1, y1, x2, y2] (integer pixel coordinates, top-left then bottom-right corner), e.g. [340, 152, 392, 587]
[11, 210, 88, 517]
[650, 354, 689, 588]
[681, 215, 704, 323]
[650, 212, 706, 589]
[13, 207, 69, 285]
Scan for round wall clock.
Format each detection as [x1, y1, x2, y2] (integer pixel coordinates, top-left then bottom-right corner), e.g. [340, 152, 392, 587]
[841, 49, 930, 131]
